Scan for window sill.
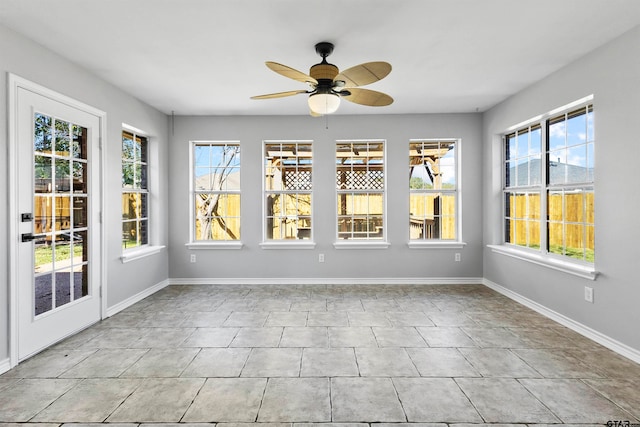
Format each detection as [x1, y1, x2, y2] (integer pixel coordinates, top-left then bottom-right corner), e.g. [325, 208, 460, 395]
[487, 244, 598, 280]
[120, 245, 165, 263]
[185, 241, 244, 250]
[260, 241, 316, 250]
[333, 241, 390, 249]
[408, 241, 467, 249]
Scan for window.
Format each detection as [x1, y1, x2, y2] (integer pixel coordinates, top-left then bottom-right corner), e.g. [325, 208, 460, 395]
[264, 141, 313, 241]
[336, 140, 385, 240]
[504, 125, 542, 250]
[191, 142, 241, 242]
[122, 130, 148, 250]
[409, 140, 458, 241]
[547, 105, 594, 262]
[503, 102, 594, 264]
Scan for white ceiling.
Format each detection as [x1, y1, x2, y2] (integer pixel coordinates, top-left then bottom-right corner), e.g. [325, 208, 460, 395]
[2, 0, 640, 116]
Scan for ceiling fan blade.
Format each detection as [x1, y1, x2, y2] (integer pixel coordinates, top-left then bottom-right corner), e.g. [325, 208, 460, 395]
[266, 61, 318, 85]
[335, 62, 392, 87]
[251, 90, 308, 100]
[309, 109, 323, 117]
[342, 88, 394, 107]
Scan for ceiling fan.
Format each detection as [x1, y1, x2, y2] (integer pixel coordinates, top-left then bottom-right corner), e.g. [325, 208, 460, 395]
[251, 42, 393, 116]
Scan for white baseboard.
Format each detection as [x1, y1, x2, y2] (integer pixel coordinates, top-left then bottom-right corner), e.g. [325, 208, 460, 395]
[483, 278, 640, 364]
[106, 279, 170, 318]
[0, 358, 10, 375]
[169, 277, 484, 286]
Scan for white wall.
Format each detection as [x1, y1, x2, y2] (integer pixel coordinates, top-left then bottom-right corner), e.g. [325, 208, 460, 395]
[483, 25, 640, 352]
[168, 114, 483, 281]
[0, 24, 170, 363]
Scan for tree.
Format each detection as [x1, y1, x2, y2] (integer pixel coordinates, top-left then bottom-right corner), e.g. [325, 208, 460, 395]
[196, 145, 240, 240]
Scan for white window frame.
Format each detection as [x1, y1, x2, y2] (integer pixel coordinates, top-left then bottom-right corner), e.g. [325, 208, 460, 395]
[120, 124, 164, 263]
[334, 139, 389, 249]
[186, 140, 243, 250]
[408, 138, 465, 249]
[489, 95, 597, 280]
[260, 140, 315, 250]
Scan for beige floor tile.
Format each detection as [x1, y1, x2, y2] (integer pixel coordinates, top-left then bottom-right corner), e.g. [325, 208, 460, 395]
[1, 349, 96, 378]
[78, 327, 150, 349]
[406, 348, 479, 377]
[458, 348, 541, 377]
[0, 378, 20, 392]
[31, 378, 141, 422]
[137, 312, 188, 327]
[258, 378, 331, 422]
[60, 348, 148, 378]
[427, 312, 478, 327]
[331, 377, 406, 422]
[355, 348, 419, 377]
[307, 311, 349, 327]
[130, 327, 195, 348]
[565, 348, 640, 378]
[416, 327, 477, 347]
[230, 327, 283, 347]
[372, 327, 428, 347]
[181, 327, 239, 347]
[241, 348, 302, 377]
[52, 327, 105, 349]
[512, 348, 607, 378]
[252, 299, 292, 312]
[300, 348, 358, 377]
[461, 327, 528, 348]
[455, 378, 560, 423]
[361, 299, 400, 311]
[121, 348, 199, 377]
[181, 348, 250, 377]
[584, 378, 640, 420]
[328, 327, 378, 347]
[393, 378, 483, 422]
[265, 312, 308, 327]
[520, 378, 638, 423]
[2, 284, 638, 426]
[0, 379, 79, 422]
[181, 311, 232, 327]
[385, 311, 435, 327]
[280, 327, 329, 347]
[290, 300, 327, 311]
[326, 300, 363, 311]
[224, 312, 269, 327]
[106, 378, 204, 422]
[347, 312, 393, 327]
[182, 377, 267, 422]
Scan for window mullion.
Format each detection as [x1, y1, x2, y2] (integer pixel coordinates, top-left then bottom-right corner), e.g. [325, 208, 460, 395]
[540, 120, 549, 256]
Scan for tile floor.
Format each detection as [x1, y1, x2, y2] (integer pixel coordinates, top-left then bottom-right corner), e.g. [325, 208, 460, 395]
[1, 283, 640, 426]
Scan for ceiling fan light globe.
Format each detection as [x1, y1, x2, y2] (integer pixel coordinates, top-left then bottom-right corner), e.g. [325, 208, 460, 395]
[308, 93, 340, 115]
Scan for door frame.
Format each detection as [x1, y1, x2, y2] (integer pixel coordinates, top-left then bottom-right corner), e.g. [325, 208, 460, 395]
[7, 73, 107, 367]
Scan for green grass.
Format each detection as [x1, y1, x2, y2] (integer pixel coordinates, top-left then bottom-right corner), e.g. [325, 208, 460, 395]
[122, 238, 140, 250]
[513, 242, 594, 263]
[550, 245, 595, 263]
[35, 244, 83, 267]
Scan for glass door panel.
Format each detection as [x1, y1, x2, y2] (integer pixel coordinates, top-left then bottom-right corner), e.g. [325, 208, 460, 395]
[32, 114, 90, 316]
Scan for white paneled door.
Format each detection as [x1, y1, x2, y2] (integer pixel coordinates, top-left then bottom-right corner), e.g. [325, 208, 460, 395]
[14, 83, 102, 361]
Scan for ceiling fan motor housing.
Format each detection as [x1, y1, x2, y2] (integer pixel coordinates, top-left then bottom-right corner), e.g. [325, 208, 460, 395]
[311, 41, 339, 87]
[310, 62, 339, 81]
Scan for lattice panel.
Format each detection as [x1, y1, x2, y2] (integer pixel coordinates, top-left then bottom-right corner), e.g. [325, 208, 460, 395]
[283, 170, 312, 190]
[336, 170, 384, 190]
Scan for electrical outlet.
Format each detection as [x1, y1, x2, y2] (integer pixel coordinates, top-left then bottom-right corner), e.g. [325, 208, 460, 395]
[455, 253, 461, 262]
[584, 286, 594, 303]
[190, 254, 196, 263]
[319, 253, 325, 263]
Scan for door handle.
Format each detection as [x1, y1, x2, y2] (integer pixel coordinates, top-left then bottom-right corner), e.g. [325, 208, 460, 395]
[21, 233, 45, 242]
